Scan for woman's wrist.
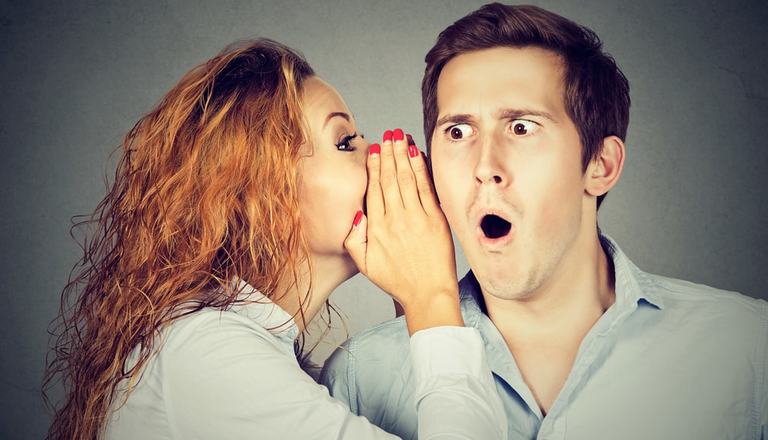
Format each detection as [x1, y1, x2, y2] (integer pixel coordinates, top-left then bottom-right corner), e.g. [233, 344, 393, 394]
[402, 286, 464, 335]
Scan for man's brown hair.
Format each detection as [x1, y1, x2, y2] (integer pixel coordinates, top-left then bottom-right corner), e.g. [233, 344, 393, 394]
[422, 3, 630, 208]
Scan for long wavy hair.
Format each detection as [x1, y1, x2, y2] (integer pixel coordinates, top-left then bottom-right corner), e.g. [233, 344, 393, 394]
[43, 38, 328, 440]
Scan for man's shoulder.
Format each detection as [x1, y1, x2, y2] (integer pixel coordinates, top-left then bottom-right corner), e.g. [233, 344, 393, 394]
[353, 315, 411, 343]
[325, 316, 412, 372]
[609, 234, 766, 322]
[650, 272, 766, 317]
[320, 315, 416, 423]
[644, 271, 767, 345]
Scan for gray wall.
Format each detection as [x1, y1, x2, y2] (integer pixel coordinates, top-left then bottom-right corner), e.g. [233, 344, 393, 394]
[1, 0, 766, 438]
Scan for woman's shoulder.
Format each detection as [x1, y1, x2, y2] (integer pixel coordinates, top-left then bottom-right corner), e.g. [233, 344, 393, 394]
[109, 307, 325, 439]
[158, 306, 295, 360]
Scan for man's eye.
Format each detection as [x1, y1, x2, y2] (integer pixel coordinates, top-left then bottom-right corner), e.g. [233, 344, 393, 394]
[446, 124, 473, 140]
[510, 119, 538, 136]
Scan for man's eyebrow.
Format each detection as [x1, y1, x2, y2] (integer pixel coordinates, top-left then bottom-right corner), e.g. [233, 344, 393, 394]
[499, 108, 557, 122]
[323, 111, 352, 128]
[435, 109, 557, 127]
[435, 113, 475, 127]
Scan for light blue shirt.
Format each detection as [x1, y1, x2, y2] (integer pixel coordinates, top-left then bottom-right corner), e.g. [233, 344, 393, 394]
[321, 236, 768, 439]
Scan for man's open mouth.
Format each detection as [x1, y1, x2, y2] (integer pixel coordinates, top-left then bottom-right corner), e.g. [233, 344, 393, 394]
[480, 214, 512, 239]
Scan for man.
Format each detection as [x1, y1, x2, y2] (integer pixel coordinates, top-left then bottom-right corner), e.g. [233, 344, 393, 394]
[321, 3, 767, 439]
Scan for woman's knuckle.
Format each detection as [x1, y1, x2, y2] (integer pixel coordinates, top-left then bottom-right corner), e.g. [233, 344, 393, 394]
[397, 173, 414, 186]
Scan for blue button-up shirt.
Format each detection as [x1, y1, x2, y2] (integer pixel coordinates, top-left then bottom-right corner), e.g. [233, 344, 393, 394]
[321, 236, 768, 439]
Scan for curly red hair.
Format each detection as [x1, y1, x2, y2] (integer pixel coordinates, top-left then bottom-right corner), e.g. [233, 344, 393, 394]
[43, 38, 323, 439]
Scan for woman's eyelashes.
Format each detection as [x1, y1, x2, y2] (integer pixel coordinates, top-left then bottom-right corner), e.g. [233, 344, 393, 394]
[335, 132, 360, 152]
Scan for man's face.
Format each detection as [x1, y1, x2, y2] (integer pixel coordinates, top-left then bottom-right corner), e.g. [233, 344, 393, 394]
[431, 46, 588, 300]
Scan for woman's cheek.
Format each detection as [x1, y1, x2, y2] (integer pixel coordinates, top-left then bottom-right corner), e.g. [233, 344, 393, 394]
[298, 172, 333, 255]
[301, 164, 364, 255]
[328, 165, 366, 253]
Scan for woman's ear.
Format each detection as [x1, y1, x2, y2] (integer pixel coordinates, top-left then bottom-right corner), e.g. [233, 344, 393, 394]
[585, 135, 625, 198]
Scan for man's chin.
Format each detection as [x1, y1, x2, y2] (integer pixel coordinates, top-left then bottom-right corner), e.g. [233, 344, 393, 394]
[483, 285, 532, 302]
[474, 265, 533, 301]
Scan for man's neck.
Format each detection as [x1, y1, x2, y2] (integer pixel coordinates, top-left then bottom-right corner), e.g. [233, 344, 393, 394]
[483, 231, 616, 344]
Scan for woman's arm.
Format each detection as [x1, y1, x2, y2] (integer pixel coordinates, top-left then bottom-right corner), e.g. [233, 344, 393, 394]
[157, 311, 503, 439]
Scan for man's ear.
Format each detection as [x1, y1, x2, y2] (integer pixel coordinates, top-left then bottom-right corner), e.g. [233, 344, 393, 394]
[585, 135, 625, 198]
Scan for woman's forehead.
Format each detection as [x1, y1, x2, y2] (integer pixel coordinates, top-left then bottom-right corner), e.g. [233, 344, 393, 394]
[303, 76, 350, 120]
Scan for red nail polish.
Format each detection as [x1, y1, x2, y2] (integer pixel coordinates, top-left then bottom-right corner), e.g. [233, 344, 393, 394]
[369, 144, 380, 155]
[406, 134, 415, 146]
[393, 128, 404, 141]
[353, 210, 363, 226]
[408, 145, 419, 158]
[383, 130, 393, 142]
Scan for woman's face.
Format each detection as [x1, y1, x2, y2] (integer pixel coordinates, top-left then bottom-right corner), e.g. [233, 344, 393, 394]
[297, 76, 368, 269]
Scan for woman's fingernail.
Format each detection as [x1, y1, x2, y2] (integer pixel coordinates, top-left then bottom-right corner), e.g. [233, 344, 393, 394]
[393, 128, 404, 141]
[353, 210, 363, 226]
[406, 134, 415, 146]
[369, 143, 380, 155]
[383, 130, 393, 142]
[408, 145, 419, 158]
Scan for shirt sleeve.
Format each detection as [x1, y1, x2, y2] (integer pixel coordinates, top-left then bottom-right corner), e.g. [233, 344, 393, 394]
[410, 326, 507, 440]
[163, 313, 505, 439]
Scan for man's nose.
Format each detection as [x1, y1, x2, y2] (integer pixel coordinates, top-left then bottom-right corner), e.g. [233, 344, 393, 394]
[473, 133, 509, 187]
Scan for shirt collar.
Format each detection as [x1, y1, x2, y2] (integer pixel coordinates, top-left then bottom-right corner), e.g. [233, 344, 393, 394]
[226, 277, 300, 346]
[600, 234, 665, 310]
[458, 233, 664, 325]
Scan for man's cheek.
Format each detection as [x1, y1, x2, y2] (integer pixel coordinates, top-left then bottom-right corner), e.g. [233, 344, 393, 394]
[433, 172, 456, 214]
[439, 198, 462, 231]
[525, 178, 564, 231]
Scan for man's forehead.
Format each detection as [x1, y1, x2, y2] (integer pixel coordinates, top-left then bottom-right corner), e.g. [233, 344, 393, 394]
[440, 46, 564, 78]
[436, 46, 566, 115]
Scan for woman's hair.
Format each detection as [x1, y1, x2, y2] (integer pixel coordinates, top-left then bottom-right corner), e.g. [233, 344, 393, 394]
[43, 38, 323, 439]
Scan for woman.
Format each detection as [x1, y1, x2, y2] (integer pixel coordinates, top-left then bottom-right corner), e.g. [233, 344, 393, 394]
[43, 39, 506, 439]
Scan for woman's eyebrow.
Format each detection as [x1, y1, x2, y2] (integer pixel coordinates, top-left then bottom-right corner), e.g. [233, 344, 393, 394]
[323, 111, 352, 128]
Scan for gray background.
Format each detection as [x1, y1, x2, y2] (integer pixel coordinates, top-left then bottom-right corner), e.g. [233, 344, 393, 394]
[1, 0, 766, 438]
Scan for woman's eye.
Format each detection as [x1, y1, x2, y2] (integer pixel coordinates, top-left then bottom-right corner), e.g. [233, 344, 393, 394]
[335, 133, 358, 152]
[446, 123, 473, 141]
[510, 119, 539, 136]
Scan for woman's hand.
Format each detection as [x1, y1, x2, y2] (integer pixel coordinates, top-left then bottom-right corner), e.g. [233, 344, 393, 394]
[344, 128, 463, 334]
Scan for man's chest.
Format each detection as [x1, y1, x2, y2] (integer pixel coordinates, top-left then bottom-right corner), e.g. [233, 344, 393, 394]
[367, 335, 759, 440]
[510, 344, 579, 416]
[509, 336, 759, 440]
